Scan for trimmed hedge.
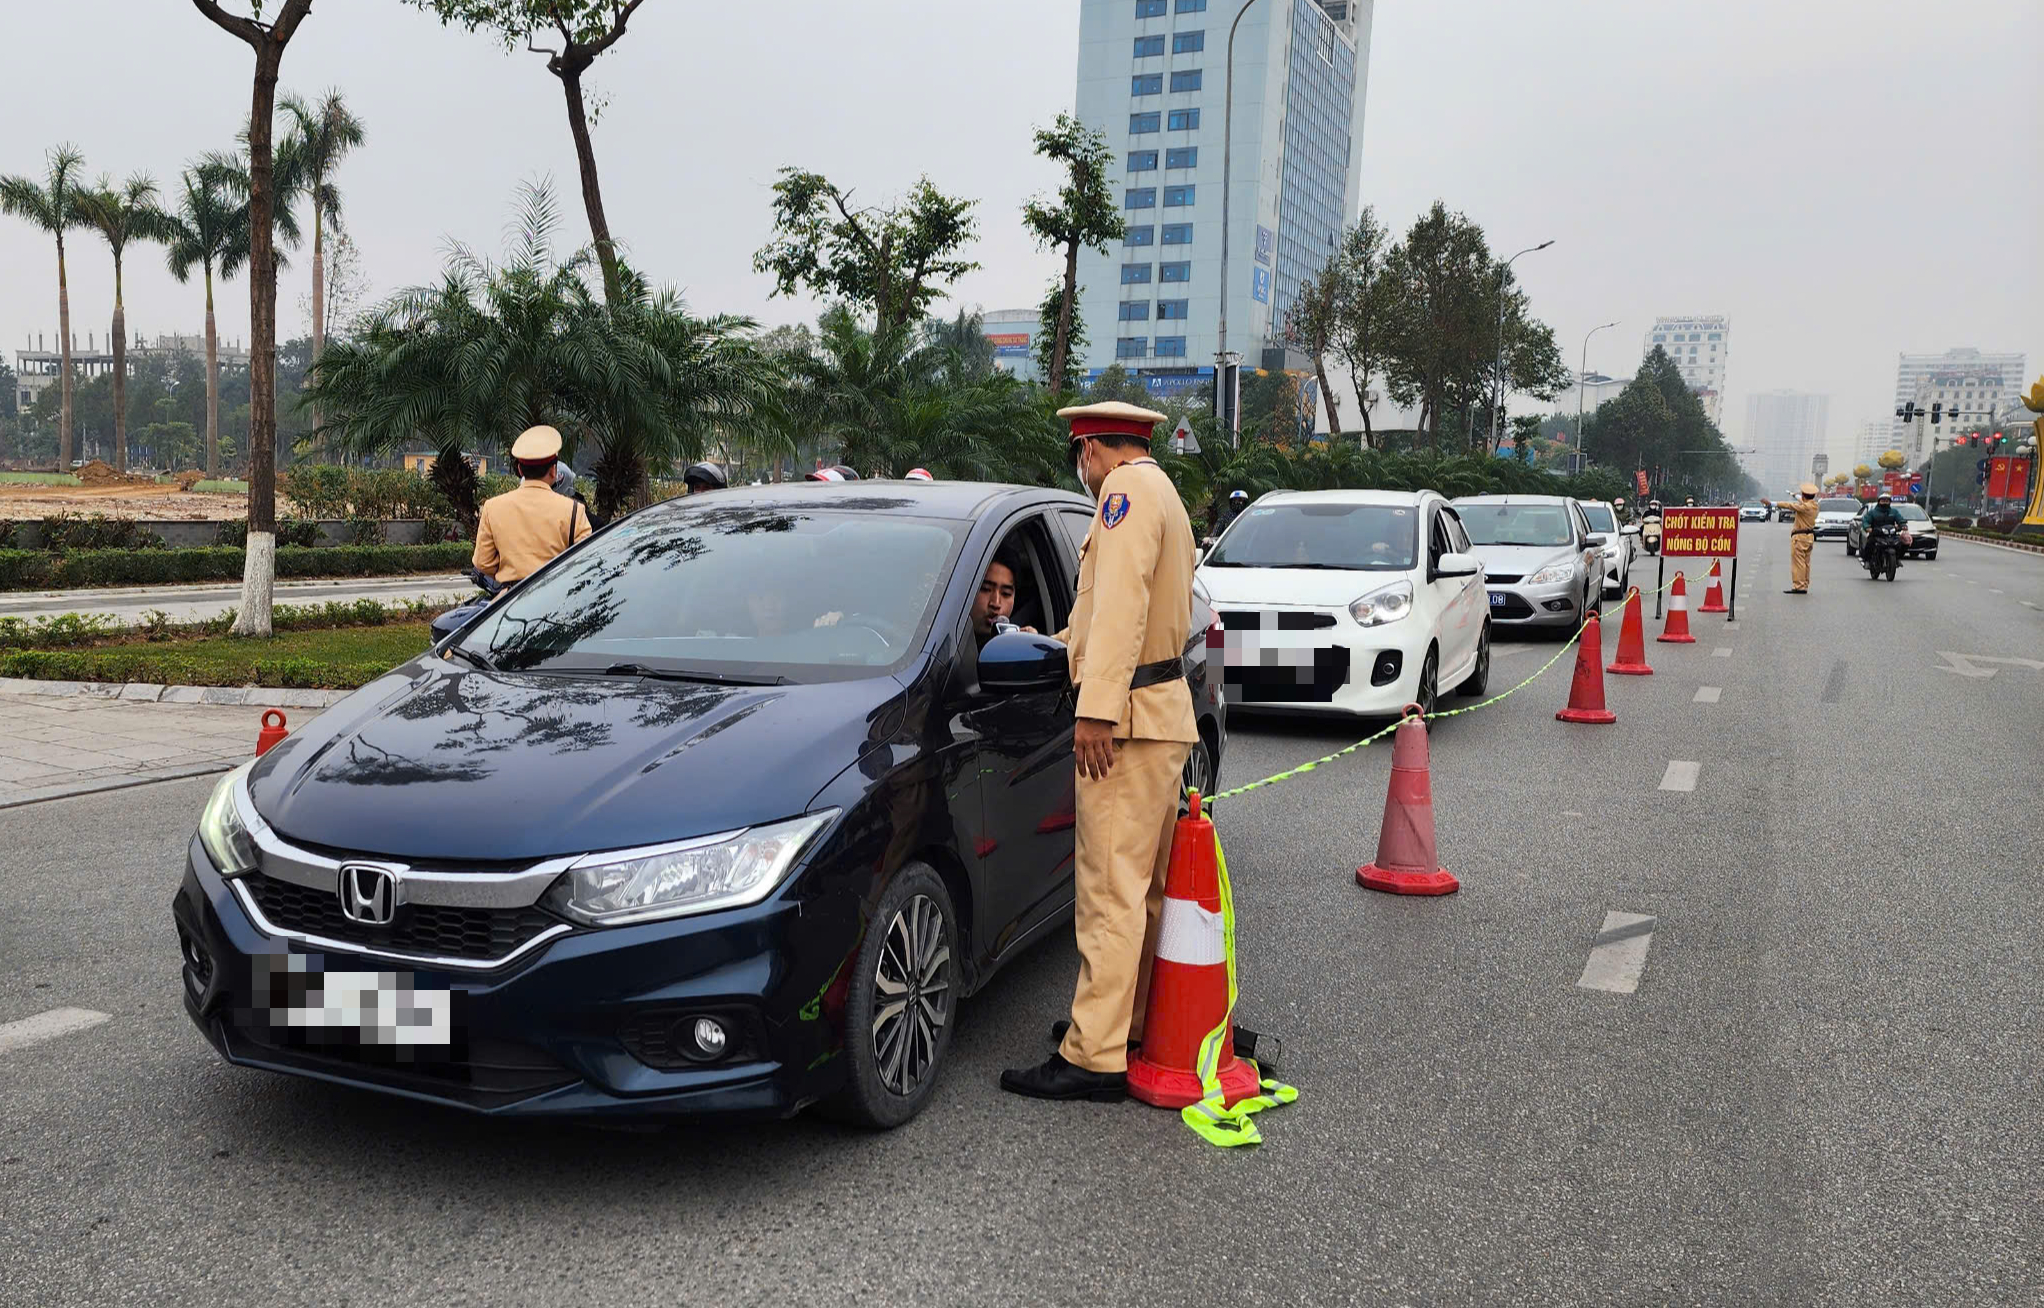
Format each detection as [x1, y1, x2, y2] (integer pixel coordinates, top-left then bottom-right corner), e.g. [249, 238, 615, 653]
[0, 542, 474, 591]
[0, 647, 391, 689]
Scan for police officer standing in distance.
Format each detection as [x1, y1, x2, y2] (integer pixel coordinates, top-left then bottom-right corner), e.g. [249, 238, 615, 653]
[473, 425, 592, 585]
[1001, 401, 1199, 1102]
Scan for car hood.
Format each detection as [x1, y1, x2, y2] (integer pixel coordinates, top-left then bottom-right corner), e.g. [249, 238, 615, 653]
[1465, 544, 1576, 578]
[1195, 565, 1408, 608]
[248, 661, 902, 861]
[1817, 512, 1859, 523]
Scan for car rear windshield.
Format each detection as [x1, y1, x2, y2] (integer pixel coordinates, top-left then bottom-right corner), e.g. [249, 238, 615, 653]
[1580, 504, 1616, 532]
[457, 505, 966, 680]
[1205, 501, 1418, 571]
[1457, 502, 1574, 548]
[1819, 499, 1859, 513]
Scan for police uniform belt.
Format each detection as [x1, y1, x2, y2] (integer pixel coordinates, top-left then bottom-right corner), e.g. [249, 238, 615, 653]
[1093, 657, 1185, 692]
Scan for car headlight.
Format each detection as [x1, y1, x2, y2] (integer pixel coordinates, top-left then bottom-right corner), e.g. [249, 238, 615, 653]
[543, 810, 838, 927]
[1348, 580, 1413, 627]
[1525, 562, 1577, 586]
[197, 761, 259, 875]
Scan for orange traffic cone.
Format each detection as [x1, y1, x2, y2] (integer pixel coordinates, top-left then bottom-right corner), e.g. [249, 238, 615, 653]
[1606, 588, 1653, 675]
[1556, 614, 1618, 724]
[1357, 708, 1459, 896]
[1658, 573, 1696, 643]
[1126, 792, 1263, 1111]
[1698, 559, 1729, 613]
[254, 709, 288, 756]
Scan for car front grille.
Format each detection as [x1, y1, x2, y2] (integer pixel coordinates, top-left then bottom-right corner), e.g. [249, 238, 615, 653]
[1488, 594, 1536, 619]
[1484, 573, 1522, 584]
[241, 872, 562, 964]
[222, 1019, 578, 1110]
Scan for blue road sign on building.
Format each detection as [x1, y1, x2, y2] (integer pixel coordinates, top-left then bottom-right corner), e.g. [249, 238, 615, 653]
[1250, 266, 1270, 304]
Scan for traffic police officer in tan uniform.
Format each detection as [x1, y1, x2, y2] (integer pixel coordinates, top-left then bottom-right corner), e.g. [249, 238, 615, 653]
[1001, 401, 1199, 1102]
[473, 425, 592, 584]
[1783, 481, 1819, 594]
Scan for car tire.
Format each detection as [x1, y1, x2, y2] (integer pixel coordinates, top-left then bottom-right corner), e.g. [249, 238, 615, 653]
[1180, 733, 1216, 811]
[1926, 550, 1937, 561]
[819, 863, 958, 1130]
[1845, 541, 1857, 556]
[1416, 647, 1439, 718]
[1456, 624, 1491, 698]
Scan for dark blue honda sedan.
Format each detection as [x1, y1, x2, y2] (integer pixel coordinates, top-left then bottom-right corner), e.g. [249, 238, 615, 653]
[173, 481, 1225, 1127]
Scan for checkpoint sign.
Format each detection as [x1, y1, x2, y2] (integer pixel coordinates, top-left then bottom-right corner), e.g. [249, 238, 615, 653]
[1659, 505, 1739, 557]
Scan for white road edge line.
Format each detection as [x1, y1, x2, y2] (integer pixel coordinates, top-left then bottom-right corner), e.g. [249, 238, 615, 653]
[0, 1007, 111, 1055]
[1694, 686, 1722, 703]
[1578, 911, 1658, 994]
[1659, 760, 1700, 791]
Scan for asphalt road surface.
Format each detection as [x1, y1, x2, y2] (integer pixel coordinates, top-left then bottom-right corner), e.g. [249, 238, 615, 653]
[0, 573, 470, 625]
[2, 530, 2038, 1307]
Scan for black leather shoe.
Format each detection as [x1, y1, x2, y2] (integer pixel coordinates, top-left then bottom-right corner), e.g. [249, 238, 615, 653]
[999, 1052, 1126, 1102]
[1783, 588, 1807, 595]
[1053, 1018, 1278, 1070]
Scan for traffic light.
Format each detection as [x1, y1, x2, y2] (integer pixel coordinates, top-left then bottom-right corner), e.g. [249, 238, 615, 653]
[1897, 401, 1916, 422]
[1930, 402, 1943, 424]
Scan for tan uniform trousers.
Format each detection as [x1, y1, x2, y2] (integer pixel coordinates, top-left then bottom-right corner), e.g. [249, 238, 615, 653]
[1789, 533, 1813, 590]
[1059, 737, 1193, 1074]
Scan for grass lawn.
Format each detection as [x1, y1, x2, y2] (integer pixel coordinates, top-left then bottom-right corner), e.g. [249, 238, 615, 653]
[0, 621, 436, 689]
[188, 478, 248, 493]
[0, 472, 82, 486]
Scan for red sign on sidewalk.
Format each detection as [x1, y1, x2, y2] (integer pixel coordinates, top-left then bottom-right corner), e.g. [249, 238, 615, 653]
[1660, 506, 1739, 557]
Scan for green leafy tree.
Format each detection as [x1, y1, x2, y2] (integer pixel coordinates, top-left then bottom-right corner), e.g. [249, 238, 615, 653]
[1021, 114, 1123, 396]
[1034, 279, 1087, 387]
[278, 89, 365, 404]
[1, 145, 90, 469]
[307, 182, 771, 524]
[923, 307, 996, 382]
[1284, 261, 1344, 438]
[754, 170, 980, 338]
[1483, 277, 1571, 452]
[163, 164, 250, 478]
[402, 1, 648, 306]
[1379, 202, 1494, 445]
[1330, 209, 1393, 447]
[191, 0, 317, 639]
[76, 173, 174, 473]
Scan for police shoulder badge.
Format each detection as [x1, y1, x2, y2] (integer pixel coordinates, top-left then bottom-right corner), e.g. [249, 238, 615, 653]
[1101, 492, 1131, 529]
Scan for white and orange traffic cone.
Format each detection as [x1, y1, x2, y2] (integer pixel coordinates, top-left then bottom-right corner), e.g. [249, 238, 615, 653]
[1126, 792, 1263, 1111]
[1556, 614, 1618, 724]
[1658, 573, 1697, 644]
[1698, 559, 1729, 613]
[1357, 708, 1460, 895]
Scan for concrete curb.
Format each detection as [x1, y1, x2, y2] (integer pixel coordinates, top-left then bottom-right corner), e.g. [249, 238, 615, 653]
[0, 676, 349, 708]
[0, 758, 241, 811]
[1937, 530, 2044, 555]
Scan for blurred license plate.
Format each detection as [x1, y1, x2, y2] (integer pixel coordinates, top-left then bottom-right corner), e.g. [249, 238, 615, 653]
[261, 956, 453, 1048]
[1489, 592, 1507, 607]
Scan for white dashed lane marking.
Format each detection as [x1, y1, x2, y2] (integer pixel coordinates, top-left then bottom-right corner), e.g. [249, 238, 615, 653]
[1578, 912, 1658, 994]
[0, 1007, 111, 1055]
[1990, 588, 2004, 595]
[1712, 647, 1732, 657]
[1694, 686, 1722, 703]
[1659, 761, 1700, 792]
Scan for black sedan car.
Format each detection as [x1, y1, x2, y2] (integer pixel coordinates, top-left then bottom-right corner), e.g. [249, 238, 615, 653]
[173, 482, 1226, 1128]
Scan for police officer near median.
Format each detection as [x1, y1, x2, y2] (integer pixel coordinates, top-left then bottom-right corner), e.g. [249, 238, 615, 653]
[1783, 481, 1819, 594]
[1001, 400, 1199, 1102]
[473, 425, 592, 585]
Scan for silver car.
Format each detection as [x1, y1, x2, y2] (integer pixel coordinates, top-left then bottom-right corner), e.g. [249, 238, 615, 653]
[1450, 495, 1608, 630]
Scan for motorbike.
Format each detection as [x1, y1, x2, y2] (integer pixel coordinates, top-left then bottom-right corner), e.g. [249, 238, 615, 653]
[430, 566, 504, 642]
[1862, 523, 1904, 582]
[1639, 512, 1663, 557]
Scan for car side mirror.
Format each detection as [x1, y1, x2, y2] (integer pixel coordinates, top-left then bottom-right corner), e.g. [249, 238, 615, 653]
[1583, 533, 1609, 548]
[978, 631, 1069, 695]
[1620, 524, 1641, 536]
[1433, 551, 1481, 578]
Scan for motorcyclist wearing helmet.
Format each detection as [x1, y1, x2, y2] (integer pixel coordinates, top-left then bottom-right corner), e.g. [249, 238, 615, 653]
[1860, 492, 1905, 533]
[1216, 488, 1250, 536]
[682, 462, 727, 494]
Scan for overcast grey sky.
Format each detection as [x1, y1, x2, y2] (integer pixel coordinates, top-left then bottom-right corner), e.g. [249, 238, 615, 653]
[3, 0, 2038, 457]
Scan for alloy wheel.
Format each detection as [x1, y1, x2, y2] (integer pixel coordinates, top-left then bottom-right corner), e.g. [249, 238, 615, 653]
[1182, 738, 1214, 799]
[871, 894, 952, 1097]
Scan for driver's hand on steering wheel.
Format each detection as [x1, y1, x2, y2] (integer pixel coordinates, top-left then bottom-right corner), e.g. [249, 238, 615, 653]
[813, 611, 844, 628]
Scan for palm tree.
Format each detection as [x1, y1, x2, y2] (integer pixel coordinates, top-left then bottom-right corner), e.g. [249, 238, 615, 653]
[163, 166, 249, 479]
[278, 90, 365, 405]
[0, 145, 89, 470]
[307, 182, 772, 526]
[76, 173, 174, 473]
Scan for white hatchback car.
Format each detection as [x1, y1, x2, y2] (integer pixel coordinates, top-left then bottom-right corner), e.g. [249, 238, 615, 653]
[1195, 489, 1490, 718]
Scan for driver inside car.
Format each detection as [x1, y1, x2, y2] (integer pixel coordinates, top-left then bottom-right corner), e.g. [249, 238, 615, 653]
[971, 553, 1037, 647]
[744, 587, 843, 638]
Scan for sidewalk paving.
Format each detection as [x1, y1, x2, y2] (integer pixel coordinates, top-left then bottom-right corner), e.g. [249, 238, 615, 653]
[0, 573, 469, 625]
[0, 690, 299, 809]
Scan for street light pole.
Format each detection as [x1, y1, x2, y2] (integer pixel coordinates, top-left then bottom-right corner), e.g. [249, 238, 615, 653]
[1215, 0, 1257, 448]
[1577, 320, 1618, 475]
[1481, 239, 1554, 450]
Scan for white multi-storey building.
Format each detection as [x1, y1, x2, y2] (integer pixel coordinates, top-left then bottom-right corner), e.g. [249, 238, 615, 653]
[1745, 389, 1830, 493]
[1072, 0, 1373, 408]
[980, 308, 1044, 383]
[1645, 316, 1730, 424]
[1852, 418, 1894, 469]
[1893, 347, 2027, 454]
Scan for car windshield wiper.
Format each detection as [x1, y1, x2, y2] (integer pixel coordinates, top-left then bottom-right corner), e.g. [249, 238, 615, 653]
[599, 663, 789, 687]
[443, 645, 496, 672]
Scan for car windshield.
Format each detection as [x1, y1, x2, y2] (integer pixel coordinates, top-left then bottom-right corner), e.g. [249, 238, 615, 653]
[1819, 499, 1859, 513]
[1205, 501, 1418, 571]
[1894, 503, 1929, 521]
[1580, 504, 1616, 532]
[1457, 502, 1574, 548]
[456, 503, 965, 681]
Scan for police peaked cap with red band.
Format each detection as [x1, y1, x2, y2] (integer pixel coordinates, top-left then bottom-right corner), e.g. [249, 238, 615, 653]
[1057, 400, 1169, 442]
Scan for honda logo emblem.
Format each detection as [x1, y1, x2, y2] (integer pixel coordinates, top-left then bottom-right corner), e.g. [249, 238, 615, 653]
[339, 863, 401, 926]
